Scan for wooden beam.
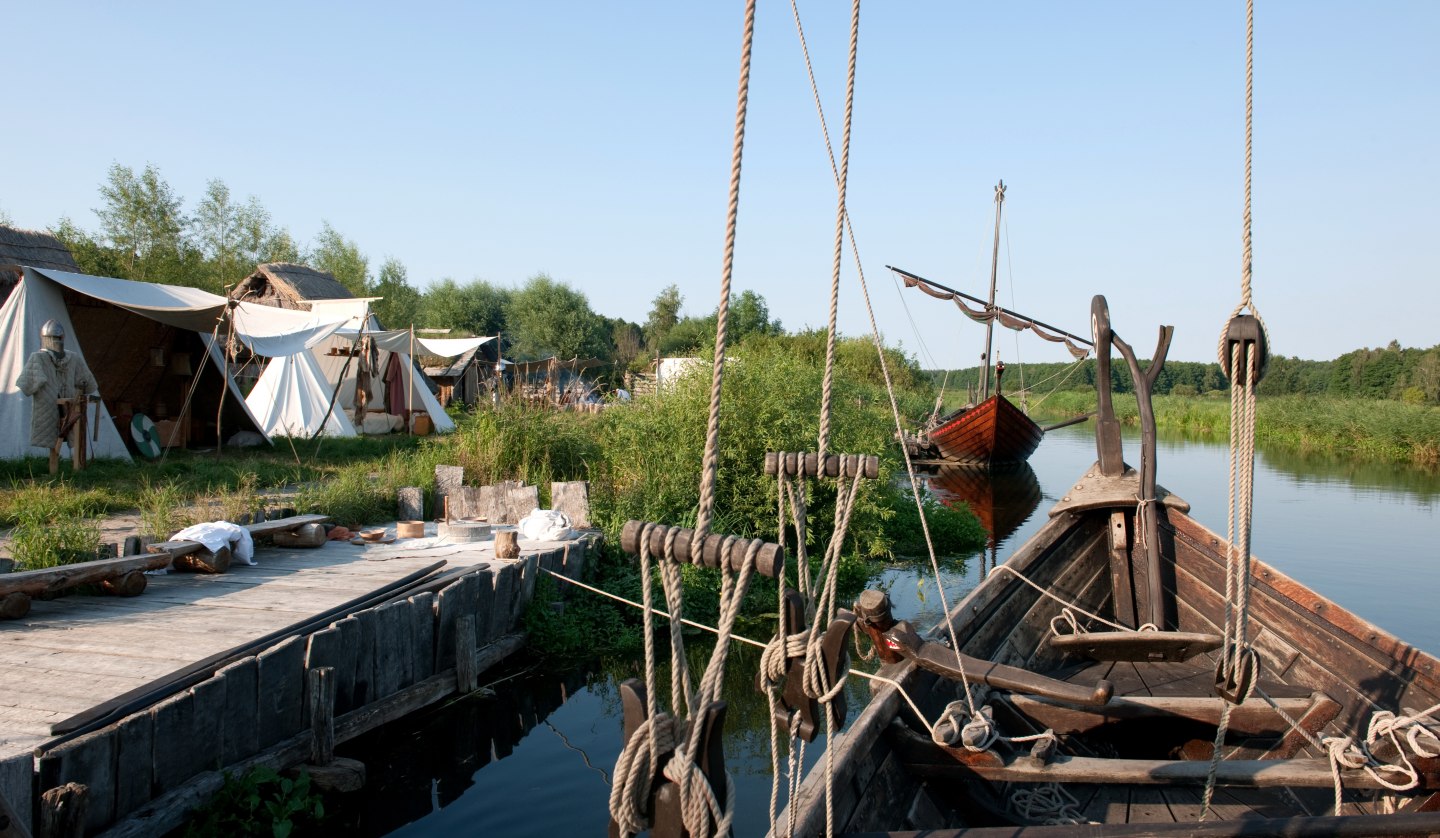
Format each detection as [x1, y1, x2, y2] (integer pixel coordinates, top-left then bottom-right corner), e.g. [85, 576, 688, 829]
[1001, 692, 1331, 737]
[844, 811, 1440, 837]
[894, 727, 1439, 789]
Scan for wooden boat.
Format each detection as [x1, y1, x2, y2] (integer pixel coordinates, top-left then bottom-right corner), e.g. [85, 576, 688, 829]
[779, 297, 1440, 836]
[893, 187, 1093, 468]
[927, 390, 1044, 468]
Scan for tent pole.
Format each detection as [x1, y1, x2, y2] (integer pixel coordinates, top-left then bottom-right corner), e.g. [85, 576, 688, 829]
[214, 301, 235, 458]
[408, 324, 415, 434]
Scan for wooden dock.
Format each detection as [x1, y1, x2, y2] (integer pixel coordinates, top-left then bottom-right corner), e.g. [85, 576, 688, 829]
[0, 523, 595, 835]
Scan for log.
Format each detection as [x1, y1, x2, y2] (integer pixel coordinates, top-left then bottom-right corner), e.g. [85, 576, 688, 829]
[272, 524, 326, 548]
[0, 593, 30, 621]
[763, 450, 880, 479]
[493, 529, 519, 559]
[171, 545, 231, 574]
[0, 553, 171, 599]
[100, 570, 147, 597]
[38, 783, 87, 838]
[397, 487, 424, 522]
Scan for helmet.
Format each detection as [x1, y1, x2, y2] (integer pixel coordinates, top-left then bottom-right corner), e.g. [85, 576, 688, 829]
[41, 319, 64, 354]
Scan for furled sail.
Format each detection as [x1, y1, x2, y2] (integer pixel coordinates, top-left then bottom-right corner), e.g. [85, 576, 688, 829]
[891, 266, 1091, 359]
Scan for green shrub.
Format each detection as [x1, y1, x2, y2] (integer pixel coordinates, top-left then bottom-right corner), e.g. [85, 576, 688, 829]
[183, 766, 324, 838]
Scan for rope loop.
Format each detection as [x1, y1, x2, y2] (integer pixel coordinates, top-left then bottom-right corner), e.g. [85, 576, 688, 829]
[1009, 782, 1092, 825]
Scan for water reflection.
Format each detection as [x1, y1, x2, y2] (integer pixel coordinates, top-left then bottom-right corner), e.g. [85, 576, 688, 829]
[926, 463, 1044, 558]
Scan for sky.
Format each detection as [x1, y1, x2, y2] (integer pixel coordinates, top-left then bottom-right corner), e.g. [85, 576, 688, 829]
[3, 1, 1436, 368]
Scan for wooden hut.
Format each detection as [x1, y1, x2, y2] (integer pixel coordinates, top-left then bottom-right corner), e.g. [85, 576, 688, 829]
[229, 262, 354, 310]
[0, 225, 81, 304]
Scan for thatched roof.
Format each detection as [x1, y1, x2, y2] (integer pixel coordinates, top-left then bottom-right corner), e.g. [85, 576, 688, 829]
[231, 262, 353, 309]
[0, 226, 81, 303]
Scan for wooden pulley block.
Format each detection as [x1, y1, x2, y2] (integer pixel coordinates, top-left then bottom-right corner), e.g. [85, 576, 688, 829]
[619, 520, 784, 579]
[1221, 314, 1269, 385]
[173, 545, 232, 574]
[763, 451, 879, 479]
[610, 679, 729, 838]
[762, 598, 857, 742]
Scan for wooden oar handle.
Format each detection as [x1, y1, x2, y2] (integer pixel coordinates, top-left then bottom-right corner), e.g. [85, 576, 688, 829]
[620, 520, 784, 579]
[764, 451, 879, 479]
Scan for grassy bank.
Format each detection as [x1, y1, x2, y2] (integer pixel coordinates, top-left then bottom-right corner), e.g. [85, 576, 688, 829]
[1033, 391, 1440, 467]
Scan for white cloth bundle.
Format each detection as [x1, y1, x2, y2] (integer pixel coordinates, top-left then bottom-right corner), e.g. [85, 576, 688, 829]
[170, 521, 256, 565]
[517, 509, 574, 542]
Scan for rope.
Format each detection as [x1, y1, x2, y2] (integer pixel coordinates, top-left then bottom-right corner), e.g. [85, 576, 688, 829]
[1203, 2, 1269, 818]
[987, 565, 1155, 635]
[1009, 783, 1091, 825]
[695, 0, 756, 543]
[815, 0, 860, 460]
[1322, 702, 1440, 815]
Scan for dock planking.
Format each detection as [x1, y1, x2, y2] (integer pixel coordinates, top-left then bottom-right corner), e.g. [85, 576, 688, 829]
[0, 529, 594, 764]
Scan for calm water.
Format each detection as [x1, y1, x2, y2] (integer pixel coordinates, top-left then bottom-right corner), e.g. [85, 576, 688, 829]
[341, 424, 1440, 835]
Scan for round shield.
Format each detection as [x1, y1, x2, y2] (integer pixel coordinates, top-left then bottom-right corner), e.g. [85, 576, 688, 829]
[130, 413, 162, 459]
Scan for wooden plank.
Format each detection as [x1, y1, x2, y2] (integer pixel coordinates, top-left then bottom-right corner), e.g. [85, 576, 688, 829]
[433, 574, 479, 673]
[112, 709, 152, 821]
[146, 515, 330, 555]
[188, 675, 225, 777]
[490, 563, 517, 639]
[373, 599, 412, 698]
[331, 616, 360, 714]
[350, 608, 377, 708]
[516, 553, 540, 623]
[216, 657, 258, 765]
[409, 592, 436, 682]
[1002, 694, 1326, 737]
[471, 569, 494, 644]
[256, 636, 305, 750]
[1128, 786, 1177, 823]
[0, 753, 32, 837]
[149, 691, 193, 795]
[1108, 510, 1138, 628]
[397, 487, 424, 522]
[551, 480, 591, 528]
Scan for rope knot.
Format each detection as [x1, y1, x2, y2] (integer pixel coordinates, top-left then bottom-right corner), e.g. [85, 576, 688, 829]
[932, 701, 998, 752]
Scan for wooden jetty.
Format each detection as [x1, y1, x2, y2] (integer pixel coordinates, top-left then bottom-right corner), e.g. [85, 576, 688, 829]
[0, 507, 596, 836]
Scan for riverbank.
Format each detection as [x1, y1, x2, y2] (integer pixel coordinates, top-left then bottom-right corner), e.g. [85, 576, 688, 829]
[1032, 391, 1440, 467]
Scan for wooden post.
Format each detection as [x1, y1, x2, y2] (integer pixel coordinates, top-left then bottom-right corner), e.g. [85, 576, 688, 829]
[38, 783, 87, 838]
[308, 667, 335, 766]
[407, 324, 415, 434]
[456, 614, 478, 693]
[494, 529, 519, 560]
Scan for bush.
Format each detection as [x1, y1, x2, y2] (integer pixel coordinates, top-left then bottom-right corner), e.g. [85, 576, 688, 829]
[183, 766, 324, 838]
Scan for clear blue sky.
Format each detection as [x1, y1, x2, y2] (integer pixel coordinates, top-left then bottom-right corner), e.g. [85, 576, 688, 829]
[4, 2, 1436, 367]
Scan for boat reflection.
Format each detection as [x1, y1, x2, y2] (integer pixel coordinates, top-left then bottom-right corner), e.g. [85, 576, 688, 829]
[926, 463, 1043, 568]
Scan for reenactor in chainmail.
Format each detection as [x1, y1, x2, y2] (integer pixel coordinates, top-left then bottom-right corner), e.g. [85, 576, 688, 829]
[16, 319, 98, 451]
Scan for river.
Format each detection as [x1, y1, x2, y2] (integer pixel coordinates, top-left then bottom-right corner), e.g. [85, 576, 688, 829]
[336, 423, 1440, 835]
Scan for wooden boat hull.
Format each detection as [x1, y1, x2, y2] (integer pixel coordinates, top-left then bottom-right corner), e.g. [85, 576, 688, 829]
[780, 469, 1440, 835]
[929, 395, 1043, 467]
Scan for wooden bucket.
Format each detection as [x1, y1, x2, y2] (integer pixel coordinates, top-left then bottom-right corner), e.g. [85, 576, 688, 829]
[397, 520, 426, 539]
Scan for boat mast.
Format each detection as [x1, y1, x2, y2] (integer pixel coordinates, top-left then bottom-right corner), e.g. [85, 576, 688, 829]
[979, 179, 1005, 400]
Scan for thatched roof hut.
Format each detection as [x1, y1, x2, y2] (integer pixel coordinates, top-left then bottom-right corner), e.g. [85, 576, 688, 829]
[230, 262, 353, 310]
[0, 226, 81, 303]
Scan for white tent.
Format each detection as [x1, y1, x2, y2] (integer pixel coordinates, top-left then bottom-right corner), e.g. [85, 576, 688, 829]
[246, 299, 492, 438]
[0, 267, 344, 461]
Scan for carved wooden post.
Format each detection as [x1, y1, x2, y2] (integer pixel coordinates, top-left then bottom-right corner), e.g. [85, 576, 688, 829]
[1091, 295, 1125, 477]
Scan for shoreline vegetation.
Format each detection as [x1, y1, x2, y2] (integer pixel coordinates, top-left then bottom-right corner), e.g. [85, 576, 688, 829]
[1027, 391, 1440, 468]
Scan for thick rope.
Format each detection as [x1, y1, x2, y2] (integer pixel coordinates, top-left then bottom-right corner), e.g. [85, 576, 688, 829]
[1322, 702, 1440, 815]
[815, 0, 860, 459]
[696, 0, 756, 543]
[1202, 2, 1268, 819]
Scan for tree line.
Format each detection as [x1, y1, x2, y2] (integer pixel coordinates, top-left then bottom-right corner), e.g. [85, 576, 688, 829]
[38, 163, 788, 378]
[932, 339, 1440, 405]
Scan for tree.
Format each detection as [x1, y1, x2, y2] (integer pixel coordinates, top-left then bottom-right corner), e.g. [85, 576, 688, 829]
[729, 289, 782, 341]
[419, 277, 511, 337]
[310, 221, 369, 295]
[51, 217, 129, 278]
[505, 274, 608, 360]
[0, 205, 11, 226]
[645, 284, 683, 348]
[94, 163, 188, 280]
[194, 179, 245, 290]
[371, 258, 420, 330]
[610, 319, 643, 371]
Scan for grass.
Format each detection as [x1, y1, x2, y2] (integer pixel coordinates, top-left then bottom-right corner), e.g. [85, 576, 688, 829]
[5, 481, 103, 569]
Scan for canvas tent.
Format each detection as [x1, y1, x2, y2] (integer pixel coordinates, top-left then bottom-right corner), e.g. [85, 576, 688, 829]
[0, 267, 345, 461]
[246, 299, 492, 438]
